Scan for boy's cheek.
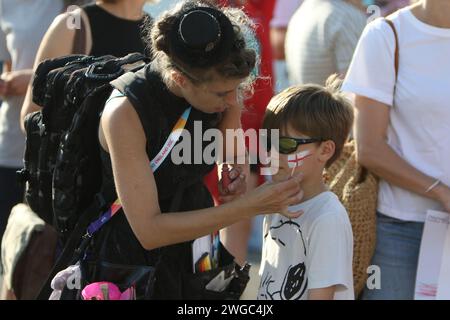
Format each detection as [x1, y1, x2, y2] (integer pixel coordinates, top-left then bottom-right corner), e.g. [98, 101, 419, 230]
[278, 154, 289, 167]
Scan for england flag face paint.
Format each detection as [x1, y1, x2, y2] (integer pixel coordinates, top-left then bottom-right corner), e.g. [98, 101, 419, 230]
[287, 150, 312, 176]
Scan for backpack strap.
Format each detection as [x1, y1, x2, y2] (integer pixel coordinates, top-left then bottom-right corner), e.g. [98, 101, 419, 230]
[72, 9, 88, 55]
[110, 71, 155, 142]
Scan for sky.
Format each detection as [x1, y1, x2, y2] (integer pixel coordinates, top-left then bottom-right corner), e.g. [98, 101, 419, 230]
[144, 0, 181, 19]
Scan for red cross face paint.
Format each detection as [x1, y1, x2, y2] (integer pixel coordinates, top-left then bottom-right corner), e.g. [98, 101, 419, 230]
[287, 150, 312, 176]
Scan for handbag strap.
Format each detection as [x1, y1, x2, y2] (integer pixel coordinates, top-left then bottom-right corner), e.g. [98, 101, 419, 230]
[358, 19, 399, 181]
[383, 18, 399, 87]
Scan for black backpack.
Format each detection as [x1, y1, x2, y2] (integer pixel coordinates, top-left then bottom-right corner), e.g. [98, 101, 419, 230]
[18, 53, 149, 240]
[29, 54, 252, 301]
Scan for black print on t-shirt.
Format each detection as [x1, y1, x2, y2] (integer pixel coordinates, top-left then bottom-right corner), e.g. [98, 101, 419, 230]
[259, 219, 308, 300]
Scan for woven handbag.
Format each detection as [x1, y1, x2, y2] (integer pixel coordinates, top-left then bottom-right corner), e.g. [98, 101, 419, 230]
[324, 17, 399, 296]
[324, 140, 378, 296]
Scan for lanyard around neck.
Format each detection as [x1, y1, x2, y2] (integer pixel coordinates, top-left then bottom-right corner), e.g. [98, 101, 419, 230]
[86, 106, 192, 237]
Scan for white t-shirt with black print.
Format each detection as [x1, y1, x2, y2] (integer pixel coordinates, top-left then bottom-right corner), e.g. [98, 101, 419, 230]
[258, 191, 354, 300]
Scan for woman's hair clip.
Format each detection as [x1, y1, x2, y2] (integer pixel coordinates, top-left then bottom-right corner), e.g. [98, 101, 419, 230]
[169, 5, 236, 68]
[178, 10, 222, 53]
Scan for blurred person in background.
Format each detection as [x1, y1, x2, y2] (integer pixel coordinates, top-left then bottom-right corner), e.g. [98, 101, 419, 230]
[285, 0, 368, 86]
[0, 0, 65, 300]
[0, 0, 63, 247]
[376, 0, 411, 16]
[270, 0, 303, 92]
[21, 0, 155, 123]
[270, 0, 304, 61]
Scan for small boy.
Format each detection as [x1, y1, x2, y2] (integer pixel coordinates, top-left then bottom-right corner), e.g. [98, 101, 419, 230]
[258, 76, 355, 300]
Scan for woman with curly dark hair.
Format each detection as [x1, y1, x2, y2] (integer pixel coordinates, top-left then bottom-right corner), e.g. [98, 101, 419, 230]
[85, 0, 304, 300]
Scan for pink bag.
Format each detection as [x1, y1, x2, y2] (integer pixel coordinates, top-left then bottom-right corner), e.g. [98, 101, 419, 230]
[81, 282, 135, 300]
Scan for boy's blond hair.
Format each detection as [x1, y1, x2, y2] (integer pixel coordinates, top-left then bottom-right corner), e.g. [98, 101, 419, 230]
[263, 75, 354, 167]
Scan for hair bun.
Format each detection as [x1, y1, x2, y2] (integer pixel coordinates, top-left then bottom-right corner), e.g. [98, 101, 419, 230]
[152, 15, 179, 55]
[179, 10, 221, 52]
[169, 6, 236, 68]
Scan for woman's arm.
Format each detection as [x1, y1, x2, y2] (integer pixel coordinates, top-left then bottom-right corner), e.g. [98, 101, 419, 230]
[20, 9, 91, 131]
[354, 95, 450, 212]
[100, 97, 304, 251]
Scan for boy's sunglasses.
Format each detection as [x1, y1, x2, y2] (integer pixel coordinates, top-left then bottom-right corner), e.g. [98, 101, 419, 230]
[273, 137, 323, 154]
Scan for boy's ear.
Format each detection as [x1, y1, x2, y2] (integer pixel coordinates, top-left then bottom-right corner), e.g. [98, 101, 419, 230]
[318, 140, 335, 164]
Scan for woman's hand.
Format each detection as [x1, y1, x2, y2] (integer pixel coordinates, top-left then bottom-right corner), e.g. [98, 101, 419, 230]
[218, 164, 248, 203]
[432, 183, 450, 213]
[0, 70, 33, 97]
[237, 173, 304, 219]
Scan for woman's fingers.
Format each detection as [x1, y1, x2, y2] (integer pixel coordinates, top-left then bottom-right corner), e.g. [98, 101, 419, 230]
[227, 173, 246, 193]
[285, 189, 304, 207]
[219, 173, 247, 203]
[275, 188, 304, 219]
[273, 173, 303, 198]
[228, 166, 242, 180]
[234, 171, 304, 215]
[268, 173, 304, 213]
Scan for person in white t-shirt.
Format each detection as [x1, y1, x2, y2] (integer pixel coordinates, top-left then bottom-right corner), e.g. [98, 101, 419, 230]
[342, 0, 450, 299]
[0, 0, 63, 247]
[258, 77, 355, 300]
